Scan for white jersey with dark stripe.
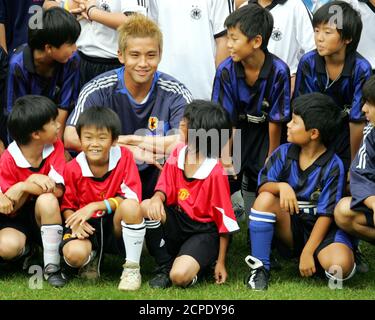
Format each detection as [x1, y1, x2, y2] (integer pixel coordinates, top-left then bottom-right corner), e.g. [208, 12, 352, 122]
[67, 67, 192, 137]
[350, 123, 375, 209]
[357, 0, 375, 69]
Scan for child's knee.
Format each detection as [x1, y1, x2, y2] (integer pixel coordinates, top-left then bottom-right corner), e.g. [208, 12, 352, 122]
[63, 242, 91, 268]
[334, 198, 355, 229]
[253, 192, 278, 212]
[36, 193, 60, 213]
[169, 268, 194, 287]
[0, 234, 25, 260]
[119, 199, 143, 223]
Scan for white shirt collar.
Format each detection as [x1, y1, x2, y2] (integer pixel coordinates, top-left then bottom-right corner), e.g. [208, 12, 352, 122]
[7, 141, 55, 168]
[76, 145, 122, 177]
[177, 145, 218, 180]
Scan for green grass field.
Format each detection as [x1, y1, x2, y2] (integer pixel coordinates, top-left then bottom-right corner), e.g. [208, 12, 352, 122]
[1, 220, 374, 300]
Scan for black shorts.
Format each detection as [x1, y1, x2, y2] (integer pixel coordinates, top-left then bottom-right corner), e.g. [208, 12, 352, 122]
[163, 206, 219, 270]
[286, 212, 354, 257]
[60, 216, 124, 257]
[351, 203, 374, 228]
[78, 51, 122, 89]
[139, 165, 161, 200]
[0, 200, 41, 245]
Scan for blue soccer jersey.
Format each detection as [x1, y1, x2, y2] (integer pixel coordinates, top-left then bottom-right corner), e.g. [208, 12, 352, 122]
[68, 67, 192, 137]
[6, 44, 80, 114]
[350, 123, 375, 210]
[258, 143, 345, 217]
[212, 52, 291, 187]
[293, 50, 372, 169]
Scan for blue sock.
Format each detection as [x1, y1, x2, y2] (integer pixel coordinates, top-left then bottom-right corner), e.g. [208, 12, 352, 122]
[249, 208, 276, 271]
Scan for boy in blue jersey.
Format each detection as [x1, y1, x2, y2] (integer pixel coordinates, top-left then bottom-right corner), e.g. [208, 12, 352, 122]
[64, 14, 192, 289]
[212, 4, 291, 210]
[334, 76, 375, 245]
[6, 7, 81, 140]
[294, 1, 372, 172]
[245, 93, 356, 290]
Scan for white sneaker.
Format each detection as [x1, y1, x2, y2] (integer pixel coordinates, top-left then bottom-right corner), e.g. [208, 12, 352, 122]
[118, 261, 141, 291]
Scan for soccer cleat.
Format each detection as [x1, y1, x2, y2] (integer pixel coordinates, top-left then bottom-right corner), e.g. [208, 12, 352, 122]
[79, 252, 100, 281]
[149, 264, 172, 289]
[118, 261, 142, 291]
[44, 264, 68, 288]
[244, 255, 270, 290]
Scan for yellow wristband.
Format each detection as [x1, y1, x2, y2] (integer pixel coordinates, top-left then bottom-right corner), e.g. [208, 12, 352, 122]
[108, 197, 119, 211]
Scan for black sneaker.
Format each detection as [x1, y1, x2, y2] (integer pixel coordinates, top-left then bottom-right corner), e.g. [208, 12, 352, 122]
[354, 247, 369, 273]
[244, 255, 270, 290]
[44, 264, 68, 288]
[149, 264, 172, 289]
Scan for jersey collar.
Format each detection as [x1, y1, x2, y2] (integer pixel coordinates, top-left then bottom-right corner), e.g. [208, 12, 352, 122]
[315, 50, 357, 78]
[177, 145, 218, 180]
[287, 144, 334, 167]
[7, 141, 55, 168]
[116, 67, 160, 105]
[76, 145, 122, 177]
[234, 50, 273, 80]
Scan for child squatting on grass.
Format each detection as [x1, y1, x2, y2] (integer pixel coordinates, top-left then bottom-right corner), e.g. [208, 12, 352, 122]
[0, 95, 66, 287]
[141, 100, 240, 288]
[61, 106, 145, 291]
[245, 93, 356, 290]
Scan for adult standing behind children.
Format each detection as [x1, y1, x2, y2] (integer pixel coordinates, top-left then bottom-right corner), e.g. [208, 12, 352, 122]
[6, 7, 81, 140]
[64, 14, 192, 289]
[212, 5, 291, 211]
[293, 1, 372, 172]
[44, 0, 147, 88]
[148, 0, 233, 100]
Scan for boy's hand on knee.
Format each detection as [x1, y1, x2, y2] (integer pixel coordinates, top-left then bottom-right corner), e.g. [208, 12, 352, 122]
[278, 183, 299, 215]
[27, 174, 56, 193]
[71, 222, 95, 239]
[147, 196, 166, 222]
[0, 193, 14, 214]
[214, 262, 227, 284]
[66, 204, 97, 229]
[299, 250, 316, 277]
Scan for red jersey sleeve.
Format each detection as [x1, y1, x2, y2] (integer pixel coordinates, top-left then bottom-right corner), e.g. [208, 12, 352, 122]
[47, 139, 65, 185]
[210, 166, 240, 234]
[154, 146, 180, 204]
[0, 151, 18, 193]
[61, 161, 79, 212]
[116, 147, 142, 202]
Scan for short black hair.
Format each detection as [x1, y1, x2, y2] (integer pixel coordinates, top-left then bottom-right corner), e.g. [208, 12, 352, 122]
[224, 4, 273, 51]
[76, 107, 122, 141]
[292, 93, 343, 148]
[8, 95, 58, 145]
[28, 7, 81, 51]
[313, 1, 362, 54]
[183, 100, 232, 158]
[362, 75, 375, 106]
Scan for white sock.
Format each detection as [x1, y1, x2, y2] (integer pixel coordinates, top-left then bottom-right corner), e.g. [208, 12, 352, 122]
[41, 225, 63, 267]
[121, 220, 146, 265]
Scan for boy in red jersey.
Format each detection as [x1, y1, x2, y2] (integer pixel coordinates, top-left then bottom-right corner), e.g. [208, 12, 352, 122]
[61, 106, 145, 291]
[141, 100, 240, 288]
[0, 95, 66, 287]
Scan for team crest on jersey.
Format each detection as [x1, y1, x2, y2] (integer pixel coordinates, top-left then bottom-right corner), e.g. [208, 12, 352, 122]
[271, 28, 282, 41]
[190, 6, 202, 20]
[148, 117, 159, 131]
[99, 0, 111, 12]
[178, 188, 190, 201]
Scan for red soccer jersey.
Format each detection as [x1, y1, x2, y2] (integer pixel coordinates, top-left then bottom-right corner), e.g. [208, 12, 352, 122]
[155, 144, 240, 234]
[61, 146, 142, 213]
[0, 139, 65, 193]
